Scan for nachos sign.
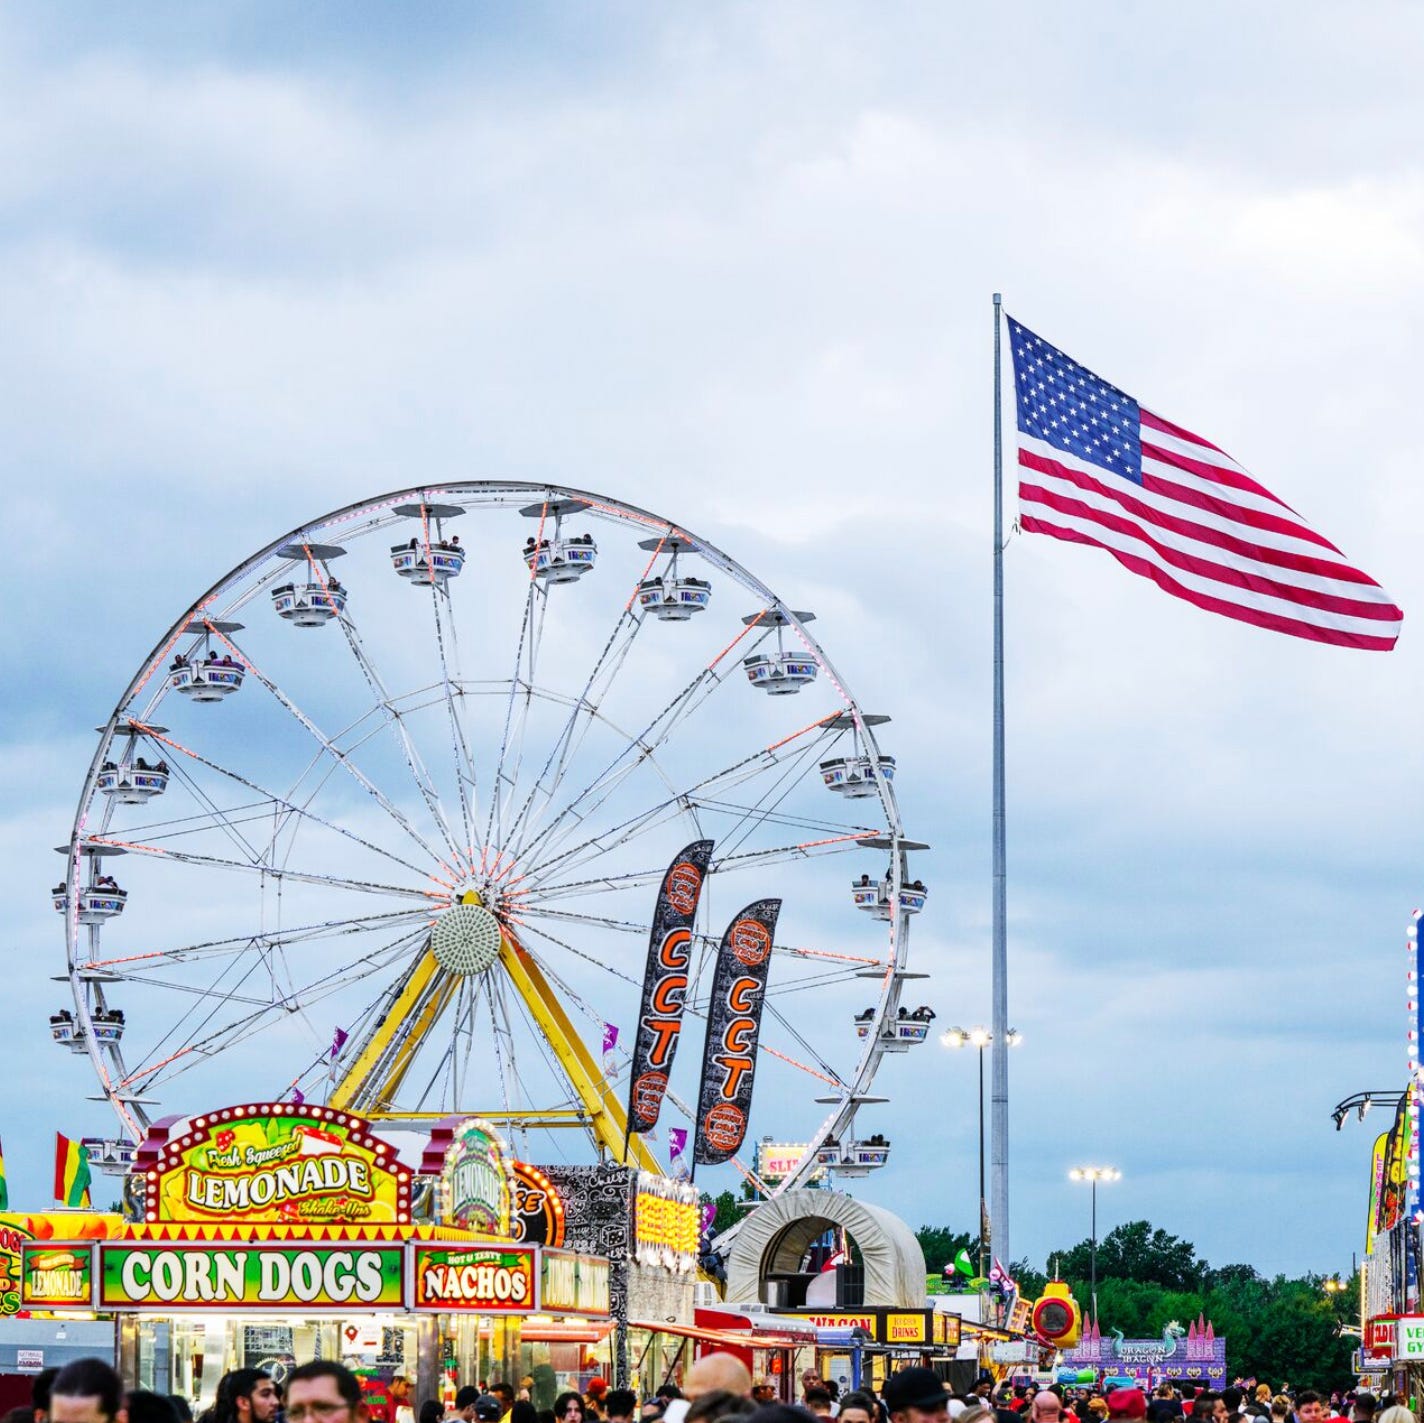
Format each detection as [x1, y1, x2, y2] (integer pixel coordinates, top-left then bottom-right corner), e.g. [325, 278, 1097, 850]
[143, 1104, 410, 1226]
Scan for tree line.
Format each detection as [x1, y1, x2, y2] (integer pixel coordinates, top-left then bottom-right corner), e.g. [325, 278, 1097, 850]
[917, 1219, 1359, 1391]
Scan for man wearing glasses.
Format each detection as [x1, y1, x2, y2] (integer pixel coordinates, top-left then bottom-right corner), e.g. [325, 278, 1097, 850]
[284, 1364, 369, 1423]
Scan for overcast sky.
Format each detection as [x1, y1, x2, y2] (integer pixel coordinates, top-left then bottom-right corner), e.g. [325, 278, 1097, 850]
[3, 2, 1422, 1281]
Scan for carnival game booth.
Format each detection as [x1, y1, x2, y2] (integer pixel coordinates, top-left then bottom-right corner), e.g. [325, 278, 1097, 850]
[14, 1105, 614, 1413]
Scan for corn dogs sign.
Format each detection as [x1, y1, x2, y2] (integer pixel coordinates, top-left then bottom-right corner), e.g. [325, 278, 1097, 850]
[98, 1244, 404, 1311]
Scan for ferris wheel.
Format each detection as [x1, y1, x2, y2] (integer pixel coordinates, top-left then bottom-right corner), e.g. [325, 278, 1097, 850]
[55, 484, 932, 1194]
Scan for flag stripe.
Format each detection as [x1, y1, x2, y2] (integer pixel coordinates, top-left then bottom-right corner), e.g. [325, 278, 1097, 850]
[1141, 411, 1298, 512]
[1009, 316, 1401, 650]
[1023, 496, 1392, 633]
[1022, 453, 1393, 601]
[1020, 515, 1399, 651]
[1025, 509, 1401, 649]
[1020, 444, 1383, 585]
[1021, 479, 1398, 620]
[1139, 444, 1306, 522]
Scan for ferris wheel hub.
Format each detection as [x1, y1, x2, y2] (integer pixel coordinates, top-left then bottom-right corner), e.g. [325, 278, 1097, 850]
[431, 902, 503, 976]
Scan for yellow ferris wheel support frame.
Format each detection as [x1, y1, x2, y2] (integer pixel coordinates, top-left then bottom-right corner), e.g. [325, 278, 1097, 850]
[327, 899, 661, 1177]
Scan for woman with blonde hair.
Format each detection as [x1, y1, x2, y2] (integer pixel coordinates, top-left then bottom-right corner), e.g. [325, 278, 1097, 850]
[1376, 1408, 1417, 1423]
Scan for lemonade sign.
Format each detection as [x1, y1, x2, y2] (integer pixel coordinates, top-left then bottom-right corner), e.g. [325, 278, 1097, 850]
[145, 1103, 410, 1226]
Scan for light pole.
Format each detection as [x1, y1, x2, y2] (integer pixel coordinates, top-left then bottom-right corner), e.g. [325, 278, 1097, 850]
[1069, 1165, 1120, 1324]
[944, 1025, 1022, 1280]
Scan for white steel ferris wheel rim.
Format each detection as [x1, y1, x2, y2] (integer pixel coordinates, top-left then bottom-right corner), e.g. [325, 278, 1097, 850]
[61, 481, 919, 1198]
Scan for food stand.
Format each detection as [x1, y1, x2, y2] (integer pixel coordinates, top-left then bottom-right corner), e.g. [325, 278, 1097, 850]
[11, 1105, 616, 1411]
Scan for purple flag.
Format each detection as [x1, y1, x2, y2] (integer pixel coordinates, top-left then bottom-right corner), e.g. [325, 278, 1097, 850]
[700, 1201, 717, 1236]
[330, 1027, 349, 1060]
[291, 1088, 305, 1106]
[602, 1023, 620, 1056]
[668, 1128, 688, 1160]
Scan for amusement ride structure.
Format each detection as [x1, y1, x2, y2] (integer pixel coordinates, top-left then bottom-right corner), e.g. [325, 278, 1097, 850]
[54, 485, 928, 1206]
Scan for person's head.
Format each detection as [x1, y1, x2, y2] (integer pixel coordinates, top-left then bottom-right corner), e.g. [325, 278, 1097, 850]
[34, 1369, 62, 1423]
[1088, 1401, 1108, 1423]
[1353, 1400, 1378, 1423]
[638, 1407, 665, 1423]
[685, 1357, 752, 1402]
[455, 1392, 482, 1423]
[473, 1402, 503, 1423]
[284, 1363, 366, 1423]
[959, 1408, 994, 1423]
[654, 1393, 681, 1406]
[217, 1373, 279, 1423]
[804, 1392, 833, 1419]
[1375, 1409, 1416, 1423]
[1255, 1394, 1272, 1409]
[750, 1387, 776, 1410]
[1296, 1397, 1325, 1423]
[1031, 1396, 1064, 1423]
[511, 1405, 538, 1423]
[51, 1361, 126, 1423]
[884, 1368, 954, 1423]
[419, 1402, 442, 1423]
[604, 1395, 637, 1423]
[1214, 1402, 1229, 1423]
[839, 1394, 876, 1423]
[124, 1396, 178, 1423]
[165, 1402, 191, 1423]
[974, 1381, 995, 1403]
[493, 1390, 516, 1415]
[554, 1396, 584, 1423]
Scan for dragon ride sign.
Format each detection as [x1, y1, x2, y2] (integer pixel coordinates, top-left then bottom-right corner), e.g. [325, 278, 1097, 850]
[144, 1103, 410, 1226]
[99, 1243, 404, 1311]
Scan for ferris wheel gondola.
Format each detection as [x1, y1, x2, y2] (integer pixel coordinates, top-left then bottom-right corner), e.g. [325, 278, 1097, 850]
[58, 484, 926, 1192]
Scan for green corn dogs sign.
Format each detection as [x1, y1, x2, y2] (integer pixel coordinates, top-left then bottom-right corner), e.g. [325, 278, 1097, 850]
[99, 1243, 403, 1311]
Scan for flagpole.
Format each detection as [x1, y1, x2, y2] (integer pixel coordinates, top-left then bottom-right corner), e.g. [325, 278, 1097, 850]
[990, 292, 1010, 1271]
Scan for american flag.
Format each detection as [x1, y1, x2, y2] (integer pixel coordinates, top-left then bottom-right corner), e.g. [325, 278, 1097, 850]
[1008, 317, 1402, 651]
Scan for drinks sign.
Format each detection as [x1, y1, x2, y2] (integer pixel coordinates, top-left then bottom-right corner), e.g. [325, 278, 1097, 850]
[540, 1249, 611, 1317]
[441, 1119, 509, 1236]
[144, 1103, 410, 1226]
[411, 1245, 536, 1312]
[99, 1243, 404, 1311]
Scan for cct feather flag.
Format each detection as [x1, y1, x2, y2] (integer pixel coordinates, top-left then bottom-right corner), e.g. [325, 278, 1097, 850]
[693, 898, 780, 1166]
[0, 1136, 7, 1211]
[54, 1134, 92, 1209]
[626, 840, 715, 1135]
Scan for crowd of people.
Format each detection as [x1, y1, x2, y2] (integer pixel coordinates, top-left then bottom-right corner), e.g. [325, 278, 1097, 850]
[10, 1359, 1415, 1423]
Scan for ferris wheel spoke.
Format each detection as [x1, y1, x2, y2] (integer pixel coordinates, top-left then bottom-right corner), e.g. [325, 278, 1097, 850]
[527, 832, 871, 905]
[517, 715, 841, 891]
[128, 929, 426, 1093]
[502, 538, 672, 865]
[502, 609, 645, 867]
[706, 734, 841, 862]
[78, 908, 434, 975]
[512, 616, 783, 874]
[425, 583, 482, 866]
[337, 607, 468, 869]
[206, 624, 456, 871]
[482, 575, 548, 867]
[85, 834, 440, 902]
[130, 722, 437, 881]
